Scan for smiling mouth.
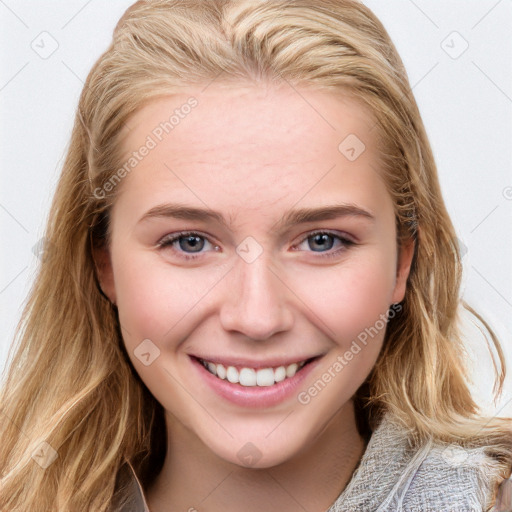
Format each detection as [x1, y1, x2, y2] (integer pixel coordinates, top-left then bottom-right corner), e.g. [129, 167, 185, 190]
[194, 356, 318, 387]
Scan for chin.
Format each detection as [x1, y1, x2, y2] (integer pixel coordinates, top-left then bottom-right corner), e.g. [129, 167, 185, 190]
[208, 434, 306, 470]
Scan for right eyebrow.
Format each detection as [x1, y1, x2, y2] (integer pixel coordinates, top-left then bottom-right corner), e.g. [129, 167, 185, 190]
[138, 203, 231, 227]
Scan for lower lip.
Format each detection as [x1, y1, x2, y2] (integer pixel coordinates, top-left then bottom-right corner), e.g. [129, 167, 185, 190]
[189, 355, 322, 408]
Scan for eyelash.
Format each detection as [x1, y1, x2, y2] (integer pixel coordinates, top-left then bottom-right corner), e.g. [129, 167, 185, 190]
[156, 230, 356, 261]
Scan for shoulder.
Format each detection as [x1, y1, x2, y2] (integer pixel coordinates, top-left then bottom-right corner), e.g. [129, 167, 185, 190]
[329, 412, 508, 512]
[396, 441, 504, 512]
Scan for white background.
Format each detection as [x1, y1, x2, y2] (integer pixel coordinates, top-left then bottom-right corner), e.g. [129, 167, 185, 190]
[1, 1, 511, 416]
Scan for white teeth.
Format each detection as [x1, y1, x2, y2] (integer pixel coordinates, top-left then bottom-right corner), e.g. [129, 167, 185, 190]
[226, 366, 239, 383]
[216, 364, 226, 379]
[199, 358, 308, 387]
[240, 368, 257, 386]
[274, 366, 286, 382]
[286, 363, 298, 378]
[256, 368, 274, 387]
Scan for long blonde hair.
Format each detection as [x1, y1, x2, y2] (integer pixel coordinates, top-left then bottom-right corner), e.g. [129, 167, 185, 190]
[1, 1, 510, 510]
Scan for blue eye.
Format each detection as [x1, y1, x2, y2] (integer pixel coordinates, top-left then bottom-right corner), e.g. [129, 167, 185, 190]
[173, 234, 204, 252]
[306, 232, 338, 251]
[157, 231, 217, 261]
[295, 231, 355, 259]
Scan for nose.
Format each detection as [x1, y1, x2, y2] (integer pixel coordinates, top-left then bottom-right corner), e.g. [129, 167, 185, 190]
[219, 253, 294, 340]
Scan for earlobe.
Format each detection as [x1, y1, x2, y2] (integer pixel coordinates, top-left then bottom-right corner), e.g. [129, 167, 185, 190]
[92, 244, 117, 305]
[391, 236, 415, 304]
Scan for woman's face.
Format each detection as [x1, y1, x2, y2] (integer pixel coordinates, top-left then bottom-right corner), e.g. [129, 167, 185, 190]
[97, 82, 414, 468]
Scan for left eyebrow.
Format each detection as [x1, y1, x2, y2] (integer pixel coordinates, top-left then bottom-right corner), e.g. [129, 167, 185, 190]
[137, 203, 375, 230]
[274, 204, 375, 231]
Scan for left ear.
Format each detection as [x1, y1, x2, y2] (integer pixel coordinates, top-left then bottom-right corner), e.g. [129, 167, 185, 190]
[391, 236, 415, 304]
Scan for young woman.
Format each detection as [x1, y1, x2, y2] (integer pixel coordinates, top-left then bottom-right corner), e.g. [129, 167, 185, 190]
[1, 1, 511, 511]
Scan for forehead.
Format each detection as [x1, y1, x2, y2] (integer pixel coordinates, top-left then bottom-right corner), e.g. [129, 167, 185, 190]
[121, 82, 378, 161]
[113, 82, 389, 225]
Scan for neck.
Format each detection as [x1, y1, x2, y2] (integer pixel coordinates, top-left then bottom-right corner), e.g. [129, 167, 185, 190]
[145, 400, 366, 512]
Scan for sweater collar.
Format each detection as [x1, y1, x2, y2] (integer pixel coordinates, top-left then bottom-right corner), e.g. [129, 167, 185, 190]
[112, 459, 151, 512]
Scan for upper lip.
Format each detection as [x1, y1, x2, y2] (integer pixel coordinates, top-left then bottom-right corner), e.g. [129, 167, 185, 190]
[190, 354, 321, 369]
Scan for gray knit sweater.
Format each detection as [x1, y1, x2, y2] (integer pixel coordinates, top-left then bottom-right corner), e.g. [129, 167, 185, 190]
[111, 412, 509, 511]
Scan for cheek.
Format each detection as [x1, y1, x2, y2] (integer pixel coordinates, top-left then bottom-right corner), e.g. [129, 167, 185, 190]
[295, 252, 397, 346]
[111, 251, 208, 346]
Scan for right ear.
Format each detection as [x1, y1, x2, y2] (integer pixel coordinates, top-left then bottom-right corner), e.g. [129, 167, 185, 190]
[92, 243, 117, 305]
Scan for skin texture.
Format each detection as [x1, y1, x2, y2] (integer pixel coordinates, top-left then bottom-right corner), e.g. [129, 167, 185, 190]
[95, 82, 415, 512]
